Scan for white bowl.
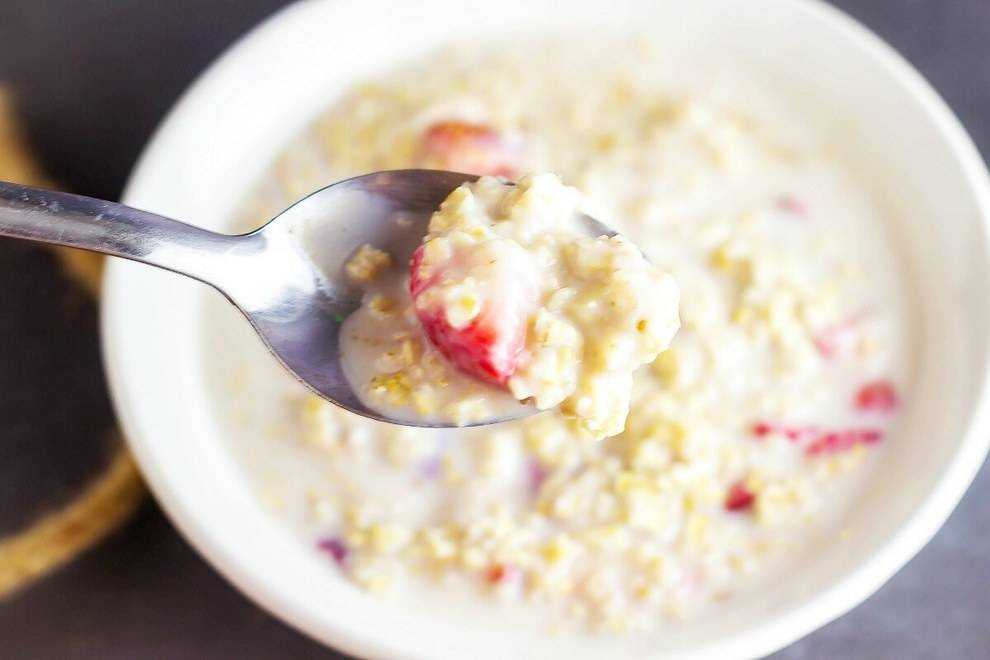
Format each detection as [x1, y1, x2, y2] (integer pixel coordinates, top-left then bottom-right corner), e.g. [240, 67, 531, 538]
[102, 0, 990, 657]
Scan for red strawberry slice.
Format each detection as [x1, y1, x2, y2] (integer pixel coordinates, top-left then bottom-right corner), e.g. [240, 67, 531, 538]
[419, 120, 522, 178]
[410, 243, 534, 386]
[855, 380, 899, 413]
[725, 481, 755, 512]
[750, 421, 820, 442]
[805, 428, 883, 455]
[484, 563, 520, 584]
[749, 420, 884, 455]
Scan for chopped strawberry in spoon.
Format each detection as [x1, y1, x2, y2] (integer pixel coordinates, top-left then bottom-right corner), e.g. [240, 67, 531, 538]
[409, 240, 537, 386]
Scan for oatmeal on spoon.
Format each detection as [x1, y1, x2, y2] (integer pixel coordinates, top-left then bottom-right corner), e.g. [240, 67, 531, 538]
[341, 173, 680, 434]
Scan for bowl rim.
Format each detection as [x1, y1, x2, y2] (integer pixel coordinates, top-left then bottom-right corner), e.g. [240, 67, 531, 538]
[102, 0, 990, 657]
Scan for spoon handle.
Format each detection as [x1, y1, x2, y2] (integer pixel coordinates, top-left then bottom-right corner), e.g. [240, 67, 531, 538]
[0, 180, 256, 289]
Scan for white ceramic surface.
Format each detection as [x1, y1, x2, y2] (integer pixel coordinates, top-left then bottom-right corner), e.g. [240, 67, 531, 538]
[102, 0, 990, 658]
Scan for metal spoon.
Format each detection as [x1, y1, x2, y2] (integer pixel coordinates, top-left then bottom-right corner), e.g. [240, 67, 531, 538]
[0, 170, 614, 428]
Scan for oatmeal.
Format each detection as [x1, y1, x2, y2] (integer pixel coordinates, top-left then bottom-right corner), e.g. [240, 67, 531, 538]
[341, 173, 680, 436]
[344, 243, 393, 282]
[208, 42, 913, 633]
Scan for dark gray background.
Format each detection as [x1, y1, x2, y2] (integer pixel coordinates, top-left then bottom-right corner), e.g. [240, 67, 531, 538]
[0, 1, 987, 658]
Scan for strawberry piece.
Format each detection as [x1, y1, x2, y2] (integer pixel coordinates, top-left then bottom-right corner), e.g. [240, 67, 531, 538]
[410, 244, 532, 386]
[805, 428, 883, 456]
[419, 120, 521, 178]
[750, 421, 818, 442]
[751, 420, 883, 455]
[783, 426, 820, 442]
[484, 563, 520, 584]
[855, 380, 899, 413]
[415, 306, 525, 385]
[777, 195, 808, 216]
[751, 421, 774, 438]
[725, 481, 755, 512]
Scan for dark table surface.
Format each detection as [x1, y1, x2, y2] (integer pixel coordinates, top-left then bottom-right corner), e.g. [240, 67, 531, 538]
[1, 1, 988, 658]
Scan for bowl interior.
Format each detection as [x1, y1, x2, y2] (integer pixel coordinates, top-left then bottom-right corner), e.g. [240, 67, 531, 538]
[103, 0, 990, 658]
